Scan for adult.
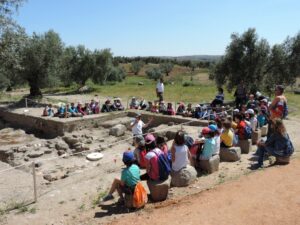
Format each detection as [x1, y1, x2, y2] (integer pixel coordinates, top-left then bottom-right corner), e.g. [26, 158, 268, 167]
[130, 113, 153, 137]
[269, 85, 288, 120]
[211, 87, 224, 107]
[256, 119, 294, 168]
[234, 81, 247, 109]
[102, 151, 140, 203]
[156, 78, 164, 102]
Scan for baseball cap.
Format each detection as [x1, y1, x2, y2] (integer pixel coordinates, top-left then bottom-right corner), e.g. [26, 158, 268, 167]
[246, 109, 254, 114]
[134, 135, 145, 146]
[122, 151, 134, 164]
[201, 127, 211, 135]
[233, 109, 239, 113]
[208, 124, 218, 132]
[145, 133, 155, 144]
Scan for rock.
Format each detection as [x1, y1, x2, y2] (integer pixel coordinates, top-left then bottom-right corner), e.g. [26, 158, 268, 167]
[198, 155, 220, 174]
[0, 120, 6, 130]
[166, 130, 177, 140]
[74, 143, 89, 152]
[171, 165, 197, 187]
[55, 142, 69, 151]
[43, 174, 58, 182]
[17, 147, 28, 153]
[44, 149, 52, 154]
[261, 125, 268, 137]
[27, 151, 44, 158]
[138, 82, 144, 86]
[238, 139, 252, 154]
[57, 150, 65, 156]
[168, 122, 175, 126]
[85, 139, 92, 144]
[99, 139, 105, 143]
[252, 129, 261, 145]
[148, 128, 156, 133]
[63, 136, 80, 147]
[78, 85, 89, 93]
[24, 157, 29, 161]
[0, 149, 14, 163]
[220, 147, 241, 162]
[35, 162, 42, 167]
[147, 179, 170, 202]
[109, 124, 126, 137]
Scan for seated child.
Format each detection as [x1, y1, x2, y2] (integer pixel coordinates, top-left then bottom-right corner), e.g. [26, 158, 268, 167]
[170, 131, 190, 172]
[176, 103, 186, 116]
[156, 135, 168, 156]
[101, 99, 113, 113]
[209, 124, 220, 155]
[158, 101, 167, 114]
[139, 99, 148, 110]
[183, 103, 193, 117]
[133, 135, 147, 169]
[83, 103, 93, 115]
[146, 101, 153, 112]
[112, 98, 124, 111]
[234, 113, 248, 140]
[246, 109, 258, 132]
[54, 104, 66, 117]
[102, 151, 141, 203]
[63, 104, 72, 118]
[69, 103, 82, 117]
[246, 94, 257, 109]
[89, 99, 96, 112]
[94, 101, 100, 114]
[77, 102, 86, 115]
[129, 97, 139, 109]
[151, 102, 159, 113]
[166, 103, 175, 115]
[198, 127, 216, 161]
[43, 105, 54, 117]
[220, 120, 234, 148]
[257, 108, 268, 128]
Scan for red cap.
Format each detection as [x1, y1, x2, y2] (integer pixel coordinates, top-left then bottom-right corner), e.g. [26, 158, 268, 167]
[201, 127, 211, 135]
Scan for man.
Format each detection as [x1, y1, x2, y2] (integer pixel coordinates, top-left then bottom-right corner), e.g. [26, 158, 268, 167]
[234, 81, 247, 109]
[130, 113, 153, 138]
[156, 78, 164, 102]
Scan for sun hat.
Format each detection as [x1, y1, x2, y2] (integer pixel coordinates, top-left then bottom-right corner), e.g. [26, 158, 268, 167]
[145, 133, 155, 144]
[208, 124, 218, 132]
[246, 109, 254, 115]
[201, 127, 211, 135]
[233, 109, 240, 113]
[261, 99, 268, 103]
[122, 151, 134, 164]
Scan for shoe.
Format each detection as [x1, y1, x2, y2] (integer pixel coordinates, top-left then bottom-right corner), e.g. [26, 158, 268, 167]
[251, 163, 264, 170]
[102, 194, 114, 202]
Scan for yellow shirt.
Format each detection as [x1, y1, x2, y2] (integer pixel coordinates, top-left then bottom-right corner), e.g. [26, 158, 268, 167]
[231, 121, 237, 129]
[220, 129, 234, 147]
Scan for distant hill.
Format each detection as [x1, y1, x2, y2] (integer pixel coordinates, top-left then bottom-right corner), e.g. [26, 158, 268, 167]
[161, 55, 222, 62]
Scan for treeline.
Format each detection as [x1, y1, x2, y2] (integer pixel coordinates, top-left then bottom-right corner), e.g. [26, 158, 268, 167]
[210, 28, 300, 95]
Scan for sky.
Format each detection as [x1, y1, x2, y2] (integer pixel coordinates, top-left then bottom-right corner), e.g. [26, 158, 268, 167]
[13, 0, 300, 57]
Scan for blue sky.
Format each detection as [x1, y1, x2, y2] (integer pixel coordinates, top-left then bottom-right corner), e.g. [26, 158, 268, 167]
[14, 0, 300, 56]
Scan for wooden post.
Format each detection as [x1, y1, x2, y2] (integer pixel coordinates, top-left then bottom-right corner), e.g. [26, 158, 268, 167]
[32, 162, 37, 203]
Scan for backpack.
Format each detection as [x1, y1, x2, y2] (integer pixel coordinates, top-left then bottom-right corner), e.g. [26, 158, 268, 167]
[132, 182, 148, 208]
[153, 151, 171, 181]
[139, 149, 147, 169]
[244, 125, 252, 139]
[184, 135, 194, 149]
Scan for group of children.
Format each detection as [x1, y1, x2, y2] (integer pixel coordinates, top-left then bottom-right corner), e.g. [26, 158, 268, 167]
[42, 98, 125, 118]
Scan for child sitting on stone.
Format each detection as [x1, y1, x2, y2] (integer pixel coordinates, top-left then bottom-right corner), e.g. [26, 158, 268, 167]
[198, 127, 215, 161]
[183, 103, 193, 117]
[220, 120, 234, 148]
[129, 97, 139, 109]
[176, 103, 186, 116]
[166, 103, 175, 116]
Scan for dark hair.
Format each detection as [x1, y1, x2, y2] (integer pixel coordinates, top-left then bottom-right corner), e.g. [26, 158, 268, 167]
[174, 131, 185, 145]
[276, 85, 284, 94]
[235, 113, 244, 121]
[124, 161, 133, 167]
[218, 87, 224, 93]
[207, 131, 215, 138]
[215, 118, 222, 129]
[208, 121, 216, 125]
[156, 135, 165, 146]
[145, 141, 156, 151]
[223, 120, 232, 129]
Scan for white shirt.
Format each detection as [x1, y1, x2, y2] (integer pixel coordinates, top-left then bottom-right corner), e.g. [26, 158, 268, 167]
[131, 120, 145, 135]
[156, 82, 164, 93]
[250, 117, 258, 131]
[213, 135, 220, 155]
[172, 144, 189, 172]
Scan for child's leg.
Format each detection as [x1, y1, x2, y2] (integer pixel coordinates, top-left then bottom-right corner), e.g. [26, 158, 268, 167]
[108, 178, 122, 195]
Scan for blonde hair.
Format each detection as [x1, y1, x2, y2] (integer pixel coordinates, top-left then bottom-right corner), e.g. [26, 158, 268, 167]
[272, 118, 286, 136]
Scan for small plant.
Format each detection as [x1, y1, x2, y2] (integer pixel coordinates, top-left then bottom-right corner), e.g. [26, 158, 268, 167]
[59, 201, 65, 205]
[78, 204, 85, 211]
[29, 207, 37, 214]
[92, 191, 107, 207]
[182, 81, 194, 87]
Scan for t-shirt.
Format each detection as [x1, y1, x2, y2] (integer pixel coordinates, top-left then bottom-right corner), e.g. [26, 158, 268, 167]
[145, 148, 162, 181]
[131, 120, 145, 135]
[121, 164, 140, 188]
[199, 138, 215, 160]
[221, 129, 234, 147]
[172, 144, 189, 172]
[156, 82, 164, 93]
[249, 117, 258, 131]
[236, 121, 246, 140]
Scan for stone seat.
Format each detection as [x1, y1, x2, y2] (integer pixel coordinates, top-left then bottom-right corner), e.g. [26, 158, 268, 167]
[197, 155, 220, 174]
[252, 129, 262, 145]
[261, 125, 268, 137]
[238, 139, 252, 154]
[147, 178, 170, 202]
[171, 165, 197, 187]
[220, 147, 241, 162]
[275, 156, 290, 165]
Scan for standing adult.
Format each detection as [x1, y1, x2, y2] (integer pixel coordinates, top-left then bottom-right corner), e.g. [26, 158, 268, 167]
[130, 113, 153, 138]
[234, 81, 247, 109]
[156, 78, 164, 102]
[269, 85, 288, 120]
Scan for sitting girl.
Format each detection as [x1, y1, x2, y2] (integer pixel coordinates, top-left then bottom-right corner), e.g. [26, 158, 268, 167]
[220, 120, 234, 148]
[198, 127, 216, 161]
[156, 135, 169, 156]
[166, 103, 175, 115]
[129, 97, 139, 109]
[256, 118, 294, 168]
[171, 131, 190, 172]
[183, 103, 193, 117]
[176, 103, 186, 116]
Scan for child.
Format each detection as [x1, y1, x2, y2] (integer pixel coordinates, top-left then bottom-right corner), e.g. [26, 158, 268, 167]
[101, 99, 112, 113]
[256, 119, 294, 168]
[102, 151, 141, 203]
[246, 94, 257, 109]
[176, 103, 186, 116]
[171, 131, 190, 172]
[151, 102, 159, 113]
[129, 97, 139, 109]
[158, 101, 167, 114]
[220, 120, 234, 148]
[193, 105, 202, 119]
[146, 101, 153, 112]
[112, 98, 124, 111]
[198, 127, 216, 161]
[63, 104, 71, 118]
[234, 113, 247, 140]
[133, 135, 147, 169]
[246, 109, 258, 132]
[69, 103, 82, 117]
[209, 124, 220, 155]
[42, 105, 49, 116]
[54, 104, 65, 117]
[211, 87, 224, 107]
[77, 102, 86, 115]
[183, 103, 193, 117]
[83, 103, 92, 115]
[257, 108, 267, 128]
[139, 99, 148, 110]
[89, 99, 96, 112]
[94, 101, 100, 114]
[166, 103, 175, 115]
[156, 135, 168, 156]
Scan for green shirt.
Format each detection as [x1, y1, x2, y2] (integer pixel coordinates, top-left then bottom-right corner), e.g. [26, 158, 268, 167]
[121, 164, 140, 188]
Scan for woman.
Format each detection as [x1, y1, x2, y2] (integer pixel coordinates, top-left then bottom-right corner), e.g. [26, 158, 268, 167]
[256, 119, 294, 168]
[269, 85, 288, 120]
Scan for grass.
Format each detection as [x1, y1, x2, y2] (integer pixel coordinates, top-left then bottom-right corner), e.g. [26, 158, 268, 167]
[91, 191, 107, 208]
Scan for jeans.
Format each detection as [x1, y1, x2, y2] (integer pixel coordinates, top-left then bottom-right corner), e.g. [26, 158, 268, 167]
[257, 145, 277, 166]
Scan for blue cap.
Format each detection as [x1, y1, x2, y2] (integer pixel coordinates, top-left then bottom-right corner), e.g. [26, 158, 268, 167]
[122, 151, 134, 164]
[208, 124, 218, 132]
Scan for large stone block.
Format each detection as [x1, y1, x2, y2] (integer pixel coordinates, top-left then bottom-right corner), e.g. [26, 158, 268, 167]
[198, 155, 220, 174]
[261, 125, 268, 137]
[252, 130, 261, 145]
[171, 165, 197, 187]
[276, 156, 290, 165]
[220, 147, 241, 162]
[147, 179, 170, 202]
[238, 139, 252, 154]
[109, 124, 126, 137]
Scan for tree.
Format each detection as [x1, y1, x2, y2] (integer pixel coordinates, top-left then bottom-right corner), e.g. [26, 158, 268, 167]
[287, 32, 300, 79]
[20, 30, 64, 96]
[159, 62, 173, 76]
[0, 0, 24, 32]
[130, 61, 144, 75]
[189, 61, 197, 73]
[145, 67, 162, 81]
[210, 28, 270, 93]
[93, 49, 113, 85]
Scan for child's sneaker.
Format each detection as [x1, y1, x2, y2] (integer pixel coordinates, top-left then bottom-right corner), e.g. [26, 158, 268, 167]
[102, 194, 114, 202]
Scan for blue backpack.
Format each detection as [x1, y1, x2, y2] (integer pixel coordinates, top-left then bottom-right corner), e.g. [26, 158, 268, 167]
[153, 151, 171, 181]
[244, 125, 252, 139]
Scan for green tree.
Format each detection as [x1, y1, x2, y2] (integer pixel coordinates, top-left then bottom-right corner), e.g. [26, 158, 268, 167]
[210, 28, 270, 93]
[145, 67, 162, 81]
[93, 49, 113, 84]
[130, 61, 144, 75]
[159, 62, 173, 76]
[287, 32, 300, 80]
[20, 30, 64, 96]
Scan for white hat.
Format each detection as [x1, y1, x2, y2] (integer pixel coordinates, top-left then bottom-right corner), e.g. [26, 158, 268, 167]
[261, 99, 268, 103]
[195, 104, 201, 108]
[233, 109, 239, 113]
[246, 109, 254, 114]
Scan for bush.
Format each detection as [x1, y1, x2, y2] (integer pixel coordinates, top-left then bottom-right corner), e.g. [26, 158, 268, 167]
[145, 67, 162, 81]
[182, 81, 194, 87]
